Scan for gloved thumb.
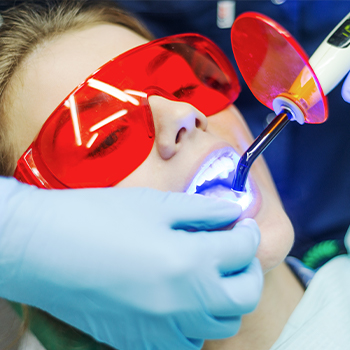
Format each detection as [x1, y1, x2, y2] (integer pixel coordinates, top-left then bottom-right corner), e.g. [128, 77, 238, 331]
[160, 192, 242, 231]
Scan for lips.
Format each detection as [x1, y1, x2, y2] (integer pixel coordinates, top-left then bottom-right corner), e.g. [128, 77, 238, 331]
[185, 146, 256, 212]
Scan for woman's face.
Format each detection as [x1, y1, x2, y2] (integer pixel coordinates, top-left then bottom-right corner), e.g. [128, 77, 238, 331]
[7, 23, 294, 272]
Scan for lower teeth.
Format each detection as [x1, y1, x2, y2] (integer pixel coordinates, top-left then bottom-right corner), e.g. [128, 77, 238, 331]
[200, 184, 240, 202]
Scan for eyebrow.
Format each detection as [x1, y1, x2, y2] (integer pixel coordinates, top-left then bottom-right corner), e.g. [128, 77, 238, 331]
[52, 93, 109, 146]
[146, 50, 173, 75]
[87, 79, 139, 105]
[51, 82, 144, 147]
[89, 109, 128, 132]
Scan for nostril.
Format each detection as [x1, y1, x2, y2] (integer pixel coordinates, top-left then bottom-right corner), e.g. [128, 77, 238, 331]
[175, 127, 186, 144]
[176, 117, 205, 143]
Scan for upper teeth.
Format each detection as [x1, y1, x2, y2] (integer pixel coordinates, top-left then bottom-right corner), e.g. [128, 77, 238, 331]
[187, 156, 235, 194]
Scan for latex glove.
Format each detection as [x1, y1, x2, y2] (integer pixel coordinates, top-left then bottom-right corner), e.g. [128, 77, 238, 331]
[0, 177, 262, 350]
[341, 71, 350, 103]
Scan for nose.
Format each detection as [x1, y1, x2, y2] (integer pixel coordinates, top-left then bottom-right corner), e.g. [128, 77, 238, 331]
[148, 95, 208, 160]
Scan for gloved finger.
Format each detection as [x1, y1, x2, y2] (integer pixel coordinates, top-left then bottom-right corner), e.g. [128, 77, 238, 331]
[200, 315, 242, 339]
[197, 218, 260, 273]
[341, 71, 350, 103]
[177, 308, 242, 340]
[211, 258, 263, 317]
[162, 192, 242, 231]
[97, 312, 203, 350]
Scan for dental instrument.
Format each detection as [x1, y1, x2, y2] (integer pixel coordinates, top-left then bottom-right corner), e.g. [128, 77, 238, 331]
[231, 12, 350, 193]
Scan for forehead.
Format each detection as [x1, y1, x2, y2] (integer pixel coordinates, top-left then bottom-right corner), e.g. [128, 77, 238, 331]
[7, 23, 148, 158]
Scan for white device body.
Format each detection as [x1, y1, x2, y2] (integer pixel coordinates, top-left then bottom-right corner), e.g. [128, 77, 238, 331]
[309, 12, 350, 96]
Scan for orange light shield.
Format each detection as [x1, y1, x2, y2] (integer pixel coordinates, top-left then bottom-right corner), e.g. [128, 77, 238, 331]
[231, 12, 328, 124]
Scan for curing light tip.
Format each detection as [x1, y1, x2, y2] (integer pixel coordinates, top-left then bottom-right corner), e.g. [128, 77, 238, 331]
[231, 110, 292, 192]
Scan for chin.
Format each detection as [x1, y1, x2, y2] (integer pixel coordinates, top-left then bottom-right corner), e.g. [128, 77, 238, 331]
[255, 206, 295, 273]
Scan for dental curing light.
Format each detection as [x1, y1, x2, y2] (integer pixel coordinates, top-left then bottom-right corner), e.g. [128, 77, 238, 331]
[231, 12, 350, 193]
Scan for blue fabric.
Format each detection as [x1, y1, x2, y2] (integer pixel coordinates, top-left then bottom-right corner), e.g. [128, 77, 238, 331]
[116, 0, 350, 260]
[285, 256, 315, 289]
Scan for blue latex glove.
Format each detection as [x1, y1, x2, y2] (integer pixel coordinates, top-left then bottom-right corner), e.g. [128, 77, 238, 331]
[0, 177, 262, 350]
[341, 71, 350, 103]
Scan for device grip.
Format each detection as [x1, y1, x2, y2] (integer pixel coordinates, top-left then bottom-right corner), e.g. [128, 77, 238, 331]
[309, 12, 350, 95]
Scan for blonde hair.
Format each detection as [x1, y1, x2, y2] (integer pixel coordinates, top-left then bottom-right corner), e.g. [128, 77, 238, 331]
[0, 0, 153, 176]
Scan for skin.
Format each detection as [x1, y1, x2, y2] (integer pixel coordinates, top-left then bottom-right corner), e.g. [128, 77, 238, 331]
[6, 24, 304, 349]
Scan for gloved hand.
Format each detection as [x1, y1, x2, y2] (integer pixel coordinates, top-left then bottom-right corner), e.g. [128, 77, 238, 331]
[341, 71, 350, 103]
[0, 177, 263, 350]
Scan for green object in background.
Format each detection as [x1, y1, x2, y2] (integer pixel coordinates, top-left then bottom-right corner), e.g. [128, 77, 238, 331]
[302, 240, 340, 270]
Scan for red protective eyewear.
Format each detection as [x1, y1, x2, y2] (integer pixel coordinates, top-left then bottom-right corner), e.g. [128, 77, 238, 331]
[14, 34, 241, 189]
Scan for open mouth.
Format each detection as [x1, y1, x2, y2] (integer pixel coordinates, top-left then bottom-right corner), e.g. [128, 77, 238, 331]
[186, 147, 253, 210]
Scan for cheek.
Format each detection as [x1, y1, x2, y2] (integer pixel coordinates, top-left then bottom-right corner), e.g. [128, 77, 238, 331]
[207, 106, 254, 155]
[6, 106, 45, 161]
[116, 147, 184, 192]
[116, 155, 159, 189]
[4, 70, 64, 160]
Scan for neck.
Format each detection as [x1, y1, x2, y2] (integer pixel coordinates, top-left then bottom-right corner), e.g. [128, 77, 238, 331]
[202, 262, 304, 350]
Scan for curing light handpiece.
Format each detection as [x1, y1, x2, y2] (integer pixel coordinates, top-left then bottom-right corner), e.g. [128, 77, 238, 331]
[231, 11, 350, 193]
[232, 110, 292, 193]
